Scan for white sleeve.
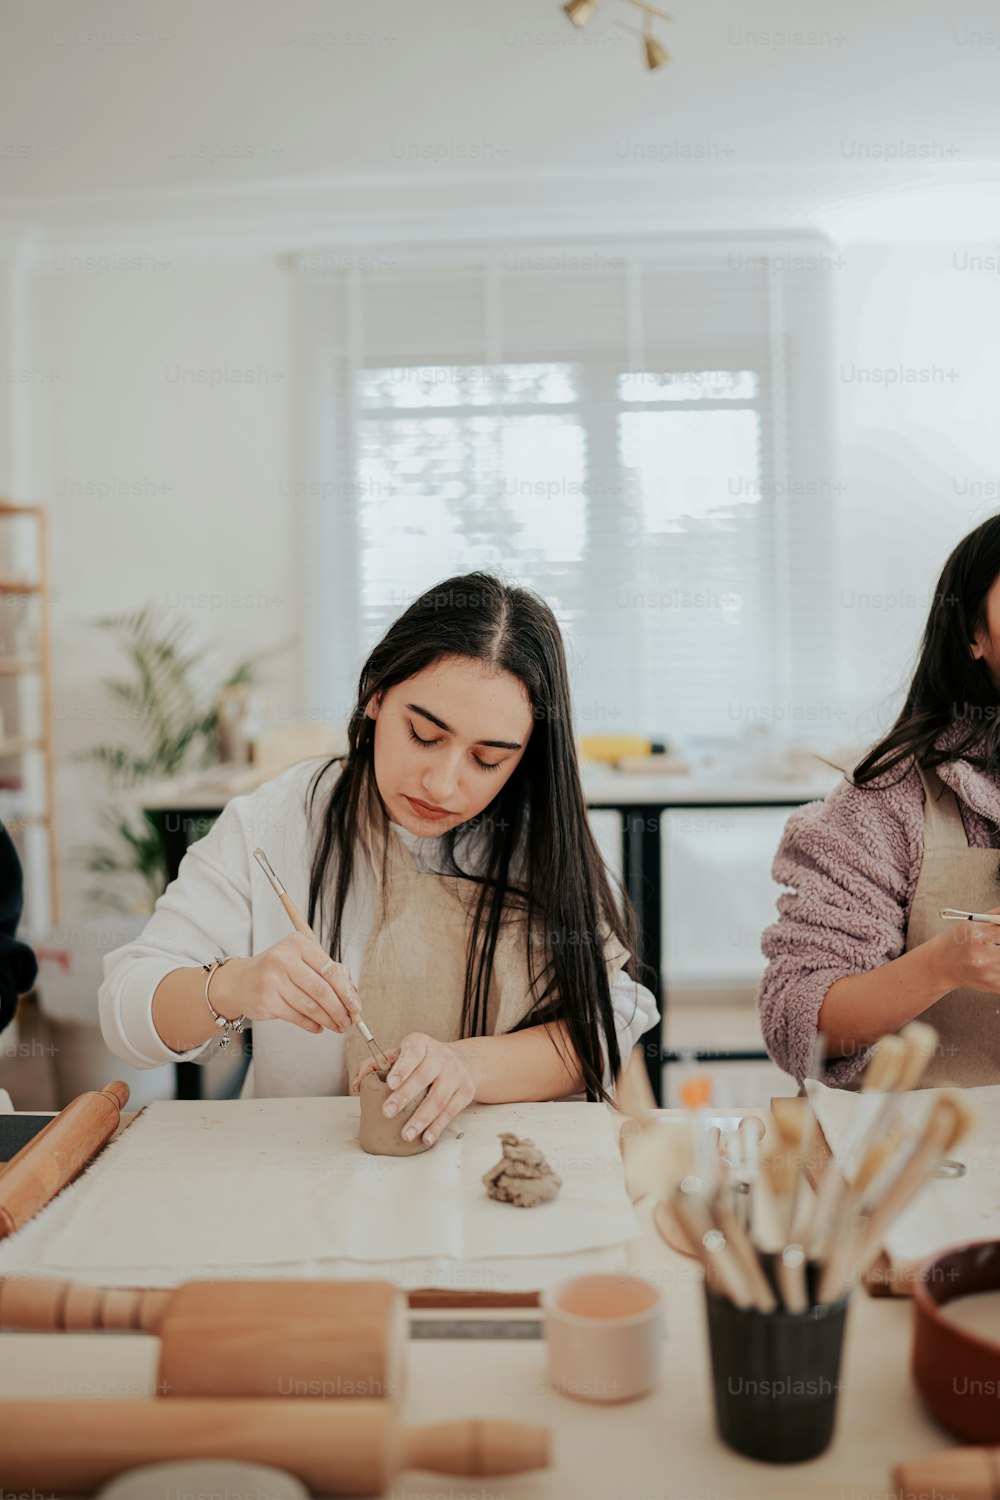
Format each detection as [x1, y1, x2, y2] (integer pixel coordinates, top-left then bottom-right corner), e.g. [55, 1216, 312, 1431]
[98, 797, 254, 1070]
[607, 968, 660, 1088]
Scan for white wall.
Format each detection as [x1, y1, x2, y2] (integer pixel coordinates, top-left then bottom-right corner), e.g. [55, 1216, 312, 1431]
[10, 256, 296, 1019]
[4, 233, 1000, 1009]
[669, 242, 1000, 989]
[835, 243, 1000, 744]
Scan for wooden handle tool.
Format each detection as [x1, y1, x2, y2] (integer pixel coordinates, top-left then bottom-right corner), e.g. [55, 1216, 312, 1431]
[0, 1080, 129, 1240]
[807, 1033, 907, 1261]
[670, 1178, 753, 1310]
[0, 1400, 551, 1495]
[253, 847, 392, 1075]
[818, 1089, 977, 1303]
[0, 1279, 406, 1399]
[894, 1445, 1000, 1500]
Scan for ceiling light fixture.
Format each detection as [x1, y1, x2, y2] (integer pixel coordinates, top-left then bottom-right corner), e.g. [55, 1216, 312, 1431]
[563, 0, 601, 25]
[567, 0, 674, 71]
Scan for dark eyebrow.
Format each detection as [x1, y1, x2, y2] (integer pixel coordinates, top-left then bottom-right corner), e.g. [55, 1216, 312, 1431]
[405, 702, 523, 752]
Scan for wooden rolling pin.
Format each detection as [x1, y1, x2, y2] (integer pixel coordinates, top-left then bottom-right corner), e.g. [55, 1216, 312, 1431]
[0, 1278, 406, 1398]
[0, 1401, 551, 1494]
[0, 1081, 129, 1239]
[895, 1446, 1000, 1500]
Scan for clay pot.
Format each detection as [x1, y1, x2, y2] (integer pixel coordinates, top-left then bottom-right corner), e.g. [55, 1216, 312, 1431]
[358, 1074, 435, 1157]
[912, 1237, 1000, 1443]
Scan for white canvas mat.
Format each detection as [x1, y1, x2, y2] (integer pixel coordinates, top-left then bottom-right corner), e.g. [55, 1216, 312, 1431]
[2, 1098, 638, 1283]
[806, 1079, 1000, 1267]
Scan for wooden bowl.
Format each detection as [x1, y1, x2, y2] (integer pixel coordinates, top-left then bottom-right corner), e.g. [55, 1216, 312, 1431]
[911, 1238, 1000, 1442]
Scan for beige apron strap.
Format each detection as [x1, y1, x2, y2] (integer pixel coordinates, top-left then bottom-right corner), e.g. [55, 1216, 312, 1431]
[915, 764, 969, 853]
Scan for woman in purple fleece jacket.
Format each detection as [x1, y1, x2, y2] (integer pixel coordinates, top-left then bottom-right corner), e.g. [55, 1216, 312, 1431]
[759, 515, 1000, 1089]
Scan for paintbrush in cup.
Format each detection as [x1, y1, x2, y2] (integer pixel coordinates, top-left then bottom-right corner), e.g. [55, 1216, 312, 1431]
[812, 1020, 939, 1261]
[669, 1174, 755, 1311]
[817, 1089, 978, 1304]
[253, 847, 392, 1077]
[806, 1032, 907, 1262]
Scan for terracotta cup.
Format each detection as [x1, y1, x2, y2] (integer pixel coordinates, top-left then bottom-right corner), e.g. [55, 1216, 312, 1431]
[541, 1273, 664, 1403]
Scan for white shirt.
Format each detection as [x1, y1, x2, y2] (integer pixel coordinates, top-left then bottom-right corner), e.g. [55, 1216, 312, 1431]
[99, 759, 660, 1098]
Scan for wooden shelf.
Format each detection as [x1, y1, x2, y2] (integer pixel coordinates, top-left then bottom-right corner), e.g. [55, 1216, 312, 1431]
[1, 813, 51, 833]
[0, 500, 58, 924]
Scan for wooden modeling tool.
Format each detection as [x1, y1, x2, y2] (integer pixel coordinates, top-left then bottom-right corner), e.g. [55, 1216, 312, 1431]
[817, 1089, 978, 1304]
[253, 847, 391, 1076]
[0, 1401, 551, 1495]
[670, 1175, 753, 1310]
[653, 1021, 959, 1317]
[0, 1080, 129, 1240]
[0, 1279, 405, 1399]
[806, 1032, 906, 1262]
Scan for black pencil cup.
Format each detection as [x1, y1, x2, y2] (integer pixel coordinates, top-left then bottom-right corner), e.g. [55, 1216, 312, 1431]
[703, 1285, 849, 1463]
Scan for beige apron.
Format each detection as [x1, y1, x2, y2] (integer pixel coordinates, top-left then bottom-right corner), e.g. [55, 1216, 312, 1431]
[341, 811, 548, 1091]
[902, 764, 1000, 1086]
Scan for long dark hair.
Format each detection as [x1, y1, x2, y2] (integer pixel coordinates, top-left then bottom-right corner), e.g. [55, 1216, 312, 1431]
[854, 514, 1000, 785]
[305, 572, 640, 1102]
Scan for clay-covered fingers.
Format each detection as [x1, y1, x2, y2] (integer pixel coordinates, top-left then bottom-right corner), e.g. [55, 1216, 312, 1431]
[351, 1047, 401, 1094]
[382, 1034, 477, 1143]
[402, 1084, 473, 1147]
[382, 1035, 432, 1111]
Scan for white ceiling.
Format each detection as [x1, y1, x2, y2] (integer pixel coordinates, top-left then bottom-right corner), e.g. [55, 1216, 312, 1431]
[2, 0, 999, 242]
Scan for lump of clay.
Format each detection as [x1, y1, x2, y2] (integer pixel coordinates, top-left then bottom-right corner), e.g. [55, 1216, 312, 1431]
[482, 1132, 562, 1207]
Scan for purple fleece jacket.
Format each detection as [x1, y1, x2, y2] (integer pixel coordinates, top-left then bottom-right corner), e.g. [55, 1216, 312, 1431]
[757, 751, 1000, 1087]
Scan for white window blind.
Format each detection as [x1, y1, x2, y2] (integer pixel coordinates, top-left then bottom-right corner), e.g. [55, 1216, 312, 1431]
[292, 244, 836, 744]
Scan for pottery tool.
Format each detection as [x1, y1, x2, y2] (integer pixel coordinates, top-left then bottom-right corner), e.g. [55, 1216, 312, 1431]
[767, 1030, 827, 1310]
[669, 1175, 754, 1310]
[803, 1026, 941, 1260]
[253, 847, 392, 1076]
[708, 1187, 777, 1315]
[817, 1089, 978, 1304]
[732, 1114, 764, 1234]
[940, 907, 1000, 925]
[806, 1032, 907, 1262]
[0, 1401, 551, 1495]
[894, 1445, 1000, 1500]
[0, 1080, 129, 1240]
[0, 1278, 405, 1399]
[782, 1033, 827, 1245]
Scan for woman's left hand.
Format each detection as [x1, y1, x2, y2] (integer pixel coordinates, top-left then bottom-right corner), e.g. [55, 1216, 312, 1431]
[350, 1032, 478, 1145]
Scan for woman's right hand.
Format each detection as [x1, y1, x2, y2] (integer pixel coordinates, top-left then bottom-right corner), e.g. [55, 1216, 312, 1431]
[929, 906, 1000, 994]
[211, 932, 360, 1035]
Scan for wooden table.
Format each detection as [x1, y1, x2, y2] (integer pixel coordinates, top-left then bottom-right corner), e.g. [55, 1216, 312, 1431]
[0, 1106, 951, 1499]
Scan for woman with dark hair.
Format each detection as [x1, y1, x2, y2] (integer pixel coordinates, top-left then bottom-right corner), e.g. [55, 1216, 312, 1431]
[100, 574, 657, 1141]
[759, 514, 1000, 1089]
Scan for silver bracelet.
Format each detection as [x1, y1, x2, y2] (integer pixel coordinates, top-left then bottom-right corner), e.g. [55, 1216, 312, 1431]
[201, 957, 246, 1049]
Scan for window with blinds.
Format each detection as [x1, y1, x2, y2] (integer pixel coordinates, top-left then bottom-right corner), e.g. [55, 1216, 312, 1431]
[292, 245, 836, 745]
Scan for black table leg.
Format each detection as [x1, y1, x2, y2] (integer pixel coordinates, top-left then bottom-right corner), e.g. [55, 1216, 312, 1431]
[619, 805, 664, 1104]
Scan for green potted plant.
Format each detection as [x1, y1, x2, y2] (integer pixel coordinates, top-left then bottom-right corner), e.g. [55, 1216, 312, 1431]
[76, 604, 294, 915]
